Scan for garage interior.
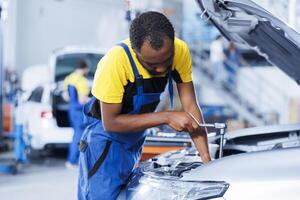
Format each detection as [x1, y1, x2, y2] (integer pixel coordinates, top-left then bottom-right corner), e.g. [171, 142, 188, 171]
[1, 0, 300, 200]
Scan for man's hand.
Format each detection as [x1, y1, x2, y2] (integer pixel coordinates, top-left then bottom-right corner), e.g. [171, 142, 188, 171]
[166, 111, 198, 133]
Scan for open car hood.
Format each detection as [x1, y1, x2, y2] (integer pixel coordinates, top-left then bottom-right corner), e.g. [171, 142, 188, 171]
[197, 0, 300, 84]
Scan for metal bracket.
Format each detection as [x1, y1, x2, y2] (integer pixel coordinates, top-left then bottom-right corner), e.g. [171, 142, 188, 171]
[200, 9, 212, 22]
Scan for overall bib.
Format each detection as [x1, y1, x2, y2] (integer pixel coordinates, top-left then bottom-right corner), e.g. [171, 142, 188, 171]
[67, 85, 85, 164]
[77, 43, 173, 200]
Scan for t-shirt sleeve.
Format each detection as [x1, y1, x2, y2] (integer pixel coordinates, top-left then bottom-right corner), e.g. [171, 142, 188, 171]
[91, 47, 128, 103]
[173, 40, 192, 83]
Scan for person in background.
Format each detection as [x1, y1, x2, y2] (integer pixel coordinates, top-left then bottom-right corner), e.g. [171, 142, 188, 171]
[63, 60, 90, 168]
[224, 42, 247, 89]
[77, 11, 211, 200]
[209, 35, 227, 84]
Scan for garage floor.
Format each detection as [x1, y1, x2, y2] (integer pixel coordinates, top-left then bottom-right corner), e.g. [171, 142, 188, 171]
[0, 152, 78, 200]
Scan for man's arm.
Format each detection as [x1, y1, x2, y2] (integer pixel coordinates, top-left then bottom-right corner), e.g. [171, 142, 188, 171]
[100, 101, 198, 134]
[177, 82, 211, 163]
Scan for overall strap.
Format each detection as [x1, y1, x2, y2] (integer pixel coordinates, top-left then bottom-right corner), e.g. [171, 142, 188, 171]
[168, 71, 174, 110]
[118, 43, 143, 95]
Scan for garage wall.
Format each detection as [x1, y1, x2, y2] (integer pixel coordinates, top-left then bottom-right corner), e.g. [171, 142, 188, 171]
[10, 0, 128, 73]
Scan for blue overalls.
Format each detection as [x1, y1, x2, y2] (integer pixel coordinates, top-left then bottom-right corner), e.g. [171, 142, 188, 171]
[67, 85, 85, 164]
[77, 43, 173, 200]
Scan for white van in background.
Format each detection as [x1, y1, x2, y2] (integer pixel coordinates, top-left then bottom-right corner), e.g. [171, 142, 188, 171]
[21, 46, 106, 157]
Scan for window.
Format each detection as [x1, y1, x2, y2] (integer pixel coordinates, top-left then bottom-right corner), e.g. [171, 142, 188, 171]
[28, 86, 44, 102]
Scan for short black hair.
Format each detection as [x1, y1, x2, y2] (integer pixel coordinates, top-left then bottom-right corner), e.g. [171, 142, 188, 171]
[130, 11, 175, 52]
[76, 60, 89, 69]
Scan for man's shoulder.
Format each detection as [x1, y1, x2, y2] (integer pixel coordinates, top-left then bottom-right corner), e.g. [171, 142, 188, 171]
[109, 39, 130, 53]
[64, 71, 76, 82]
[106, 45, 125, 57]
[175, 37, 187, 44]
[65, 72, 85, 83]
[94, 40, 130, 81]
[174, 37, 189, 52]
[100, 41, 129, 64]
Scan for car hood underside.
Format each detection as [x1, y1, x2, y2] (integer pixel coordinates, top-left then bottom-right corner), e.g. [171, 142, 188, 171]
[198, 0, 300, 84]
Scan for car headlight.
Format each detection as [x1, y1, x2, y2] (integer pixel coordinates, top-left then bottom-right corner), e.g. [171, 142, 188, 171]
[126, 175, 229, 200]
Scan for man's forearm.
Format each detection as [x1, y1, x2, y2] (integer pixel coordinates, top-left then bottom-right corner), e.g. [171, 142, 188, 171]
[189, 129, 211, 163]
[186, 106, 211, 163]
[102, 111, 169, 133]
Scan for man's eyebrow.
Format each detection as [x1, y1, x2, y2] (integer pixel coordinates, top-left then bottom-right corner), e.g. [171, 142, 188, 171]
[143, 54, 173, 66]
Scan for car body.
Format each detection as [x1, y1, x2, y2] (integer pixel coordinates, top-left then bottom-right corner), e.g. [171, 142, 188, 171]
[118, 0, 300, 199]
[210, 123, 300, 156]
[122, 145, 300, 200]
[22, 83, 71, 150]
[119, 124, 300, 200]
[21, 46, 106, 151]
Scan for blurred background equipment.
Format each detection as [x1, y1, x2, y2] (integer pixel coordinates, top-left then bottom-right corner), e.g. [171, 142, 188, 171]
[0, 3, 27, 175]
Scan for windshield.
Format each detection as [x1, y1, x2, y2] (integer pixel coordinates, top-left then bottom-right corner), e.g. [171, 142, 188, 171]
[55, 53, 103, 82]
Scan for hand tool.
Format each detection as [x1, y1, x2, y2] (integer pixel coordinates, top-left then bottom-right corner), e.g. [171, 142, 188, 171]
[188, 112, 226, 158]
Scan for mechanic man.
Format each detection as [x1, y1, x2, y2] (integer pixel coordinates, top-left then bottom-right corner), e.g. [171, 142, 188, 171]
[63, 60, 90, 168]
[78, 11, 211, 200]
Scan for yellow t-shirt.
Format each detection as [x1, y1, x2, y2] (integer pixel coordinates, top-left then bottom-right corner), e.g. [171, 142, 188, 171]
[91, 37, 192, 114]
[64, 71, 89, 96]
